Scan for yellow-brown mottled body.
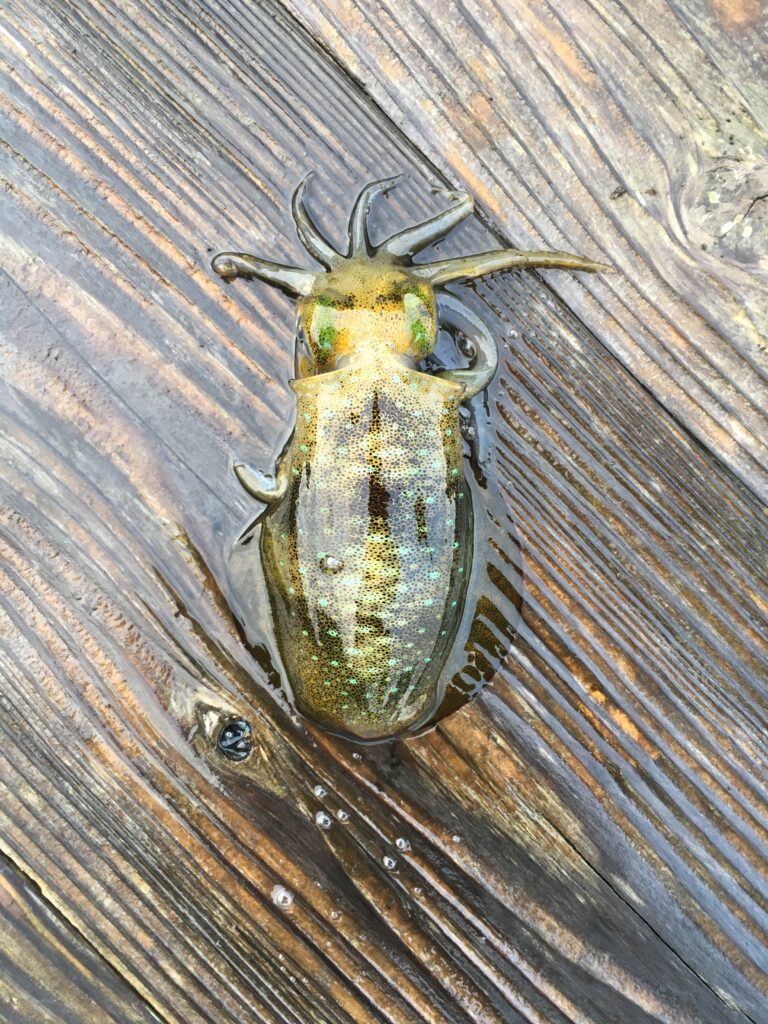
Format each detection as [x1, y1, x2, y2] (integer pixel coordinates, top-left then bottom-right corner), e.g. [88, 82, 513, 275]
[213, 175, 610, 740]
[262, 352, 469, 738]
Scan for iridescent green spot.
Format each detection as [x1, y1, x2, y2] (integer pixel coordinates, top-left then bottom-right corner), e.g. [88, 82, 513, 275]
[424, 657, 432, 663]
[410, 318, 429, 353]
[458, 492, 465, 499]
[457, 567, 464, 573]
[298, 567, 307, 575]
[417, 628, 425, 635]
[303, 413, 312, 422]
[299, 444, 309, 453]
[318, 597, 329, 607]
[327, 629, 338, 637]
[287, 586, 295, 595]
[323, 680, 332, 686]
[389, 687, 399, 694]
[451, 600, 458, 607]
[341, 703, 349, 710]
[428, 570, 440, 579]
[445, 428, 453, 437]
[348, 678, 358, 686]
[340, 690, 348, 697]
[387, 657, 398, 666]
[301, 629, 309, 636]
[423, 598, 434, 606]
[450, 468, 458, 476]
[330, 659, 339, 667]
[452, 541, 460, 549]
[318, 322, 337, 353]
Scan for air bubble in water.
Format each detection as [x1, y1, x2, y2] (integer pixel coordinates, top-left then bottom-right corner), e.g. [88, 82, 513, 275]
[335, 809, 349, 823]
[383, 855, 397, 871]
[352, 752, 363, 761]
[451, 834, 462, 844]
[395, 837, 411, 851]
[313, 784, 327, 798]
[315, 811, 332, 829]
[271, 885, 294, 908]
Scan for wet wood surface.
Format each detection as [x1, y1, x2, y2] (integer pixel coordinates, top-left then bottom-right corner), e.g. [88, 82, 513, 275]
[0, 1, 766, 1022]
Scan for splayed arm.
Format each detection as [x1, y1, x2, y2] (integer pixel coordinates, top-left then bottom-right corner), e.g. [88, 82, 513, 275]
[291, 175, 342, 269]
[411, 248, 613, 285]
[211, 252, 317, 296]
[347, 176, 402, 256]
[378, 192, 474, 259]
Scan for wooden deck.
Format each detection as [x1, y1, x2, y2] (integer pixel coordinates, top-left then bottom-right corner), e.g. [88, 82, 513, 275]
[1, 1, 766, 1021]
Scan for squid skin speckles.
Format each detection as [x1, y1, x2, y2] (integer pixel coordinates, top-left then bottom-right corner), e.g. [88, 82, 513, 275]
[213, 175, 611, 742]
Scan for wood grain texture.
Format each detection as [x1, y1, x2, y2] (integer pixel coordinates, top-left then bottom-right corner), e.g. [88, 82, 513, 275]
[0, 852, 160, 1024]
[285, 0, 768, 502]
[0, 0, 766, 1022]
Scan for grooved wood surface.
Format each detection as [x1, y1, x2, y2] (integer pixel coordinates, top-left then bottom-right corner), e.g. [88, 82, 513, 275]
[0, 1, 766, 1022]
[0, 853, 159, 1023]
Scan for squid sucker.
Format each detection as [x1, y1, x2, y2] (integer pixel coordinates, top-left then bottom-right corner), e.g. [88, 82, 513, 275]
[213, 175, 610, 742]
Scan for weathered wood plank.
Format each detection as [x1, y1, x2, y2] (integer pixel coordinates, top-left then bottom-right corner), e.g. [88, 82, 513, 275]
[0, 0, 766, 1022]
[285, 0, 768, 501]
[0, 852, 160, 1024]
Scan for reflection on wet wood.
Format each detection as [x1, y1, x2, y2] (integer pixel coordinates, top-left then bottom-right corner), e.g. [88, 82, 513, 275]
[0, 0, 766, 1022]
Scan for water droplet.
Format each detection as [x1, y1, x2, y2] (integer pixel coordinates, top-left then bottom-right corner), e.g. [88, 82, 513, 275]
[313, 784, 327, 798]
[508, 328, 519, 339]
[330, 909, 342, 922]
[451, 834, 462, 844]
[383, 855, 398, 871]
[335, 809, 349, 823]
[271, 885, 294, 908]
[315, 811, 332, 829]
[413, 886, 423, 896]
[352, 752, 363, 762]
[319, 554, 344, 574]
[395, 837, 411, 851]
